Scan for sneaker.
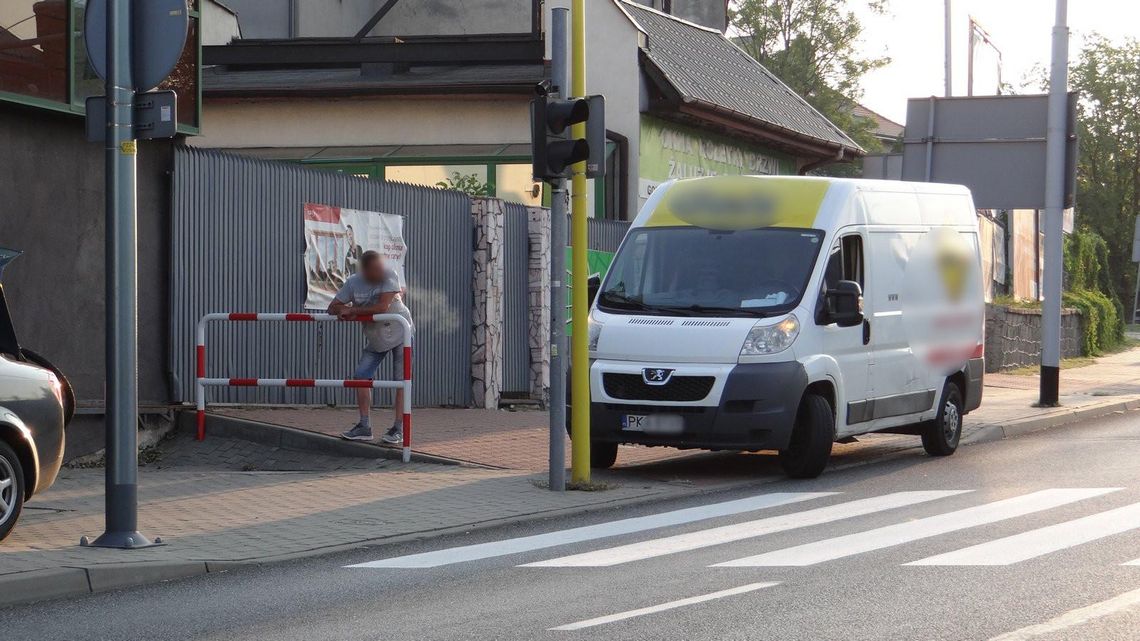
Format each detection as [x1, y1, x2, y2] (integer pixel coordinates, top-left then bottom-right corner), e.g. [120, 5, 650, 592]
[341, 422, 373, 441]
[381, 425, 402, 444]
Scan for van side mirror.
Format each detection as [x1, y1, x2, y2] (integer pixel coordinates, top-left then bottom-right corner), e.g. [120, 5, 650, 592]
[825, 280, 864, 327]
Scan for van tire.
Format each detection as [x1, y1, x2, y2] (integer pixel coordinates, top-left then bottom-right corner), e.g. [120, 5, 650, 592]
[922, 382, 963, 457]
[590, 441, 618, 469]
[779, 394, 834, 479]
[0, 440, 26, 542]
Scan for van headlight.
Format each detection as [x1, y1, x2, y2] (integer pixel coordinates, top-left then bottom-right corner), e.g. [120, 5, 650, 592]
[740, 314, 799, 356]
[587, 315, 604, 351]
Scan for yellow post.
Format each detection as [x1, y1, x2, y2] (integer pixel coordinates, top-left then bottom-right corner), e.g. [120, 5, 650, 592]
[569, 0, 591, 484]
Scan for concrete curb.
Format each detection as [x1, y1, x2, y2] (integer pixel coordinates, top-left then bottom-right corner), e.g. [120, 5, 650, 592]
[173, 410, 469, 467]
[963, 397, 1140, 446]
[0, 562, 212, 609]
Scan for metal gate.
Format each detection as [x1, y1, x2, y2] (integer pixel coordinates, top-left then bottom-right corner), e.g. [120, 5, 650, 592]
[170, 147, 474, 407]
[502, 203, 531, 395]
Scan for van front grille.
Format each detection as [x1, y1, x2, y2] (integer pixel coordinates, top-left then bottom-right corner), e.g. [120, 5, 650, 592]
[603, 374, 715, 402]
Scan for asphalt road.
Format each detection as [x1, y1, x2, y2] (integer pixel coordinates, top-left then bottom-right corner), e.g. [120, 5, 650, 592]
[4, 410, 1140, 641]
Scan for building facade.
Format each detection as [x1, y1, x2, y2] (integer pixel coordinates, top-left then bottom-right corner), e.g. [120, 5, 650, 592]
[196, 0, 860, 220]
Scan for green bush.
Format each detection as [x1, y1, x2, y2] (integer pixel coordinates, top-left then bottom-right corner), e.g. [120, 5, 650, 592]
[1062, 229, 1126, 354]
[1063, 289, 1123, 355]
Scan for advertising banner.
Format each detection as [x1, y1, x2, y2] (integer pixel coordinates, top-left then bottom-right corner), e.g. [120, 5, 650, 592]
[303, 203, 406, 310]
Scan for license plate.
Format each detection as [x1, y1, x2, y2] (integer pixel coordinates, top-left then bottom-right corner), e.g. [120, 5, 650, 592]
[621, 414, 647, 431]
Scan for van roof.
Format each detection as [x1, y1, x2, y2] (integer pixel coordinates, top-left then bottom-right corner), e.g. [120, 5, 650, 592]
[636, 175, 976, 231]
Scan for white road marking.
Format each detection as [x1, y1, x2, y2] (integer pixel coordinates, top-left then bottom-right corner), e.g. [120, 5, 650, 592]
[345, 492, 834, 568]
[1124, 558, 1140, 566]
[713, 488, 1120, 567]
[986, 586, 1140, 641]
[909, 501, 1140, 566]
[548, 582, 779, 631]
[523, 491, 969, 567]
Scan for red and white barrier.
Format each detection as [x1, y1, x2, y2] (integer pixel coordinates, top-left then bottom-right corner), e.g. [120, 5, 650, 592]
[195, 312, 413, 463]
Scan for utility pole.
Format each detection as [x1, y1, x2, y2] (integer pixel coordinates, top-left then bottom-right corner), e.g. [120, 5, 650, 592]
[569, 0, 591, 484]
[547, 8, 569, 492]
[1040, 0, 1069, 406]
[87, 0, 155, 548]
[944, 0, 953, 97]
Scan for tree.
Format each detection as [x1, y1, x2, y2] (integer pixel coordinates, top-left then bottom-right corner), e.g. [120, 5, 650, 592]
[731, 0, 889, 160]
[1067, 35, 1140, 312]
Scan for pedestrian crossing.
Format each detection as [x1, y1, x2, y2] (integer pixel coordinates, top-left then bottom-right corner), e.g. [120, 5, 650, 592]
[348, 488, 1140, 571]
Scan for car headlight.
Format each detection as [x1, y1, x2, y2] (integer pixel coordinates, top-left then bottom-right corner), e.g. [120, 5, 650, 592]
[587, 315, 604, 351]
[740, 314, 800, 356]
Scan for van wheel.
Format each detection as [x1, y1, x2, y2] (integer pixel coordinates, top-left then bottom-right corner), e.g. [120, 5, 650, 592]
[0, 441, 26, 542]
[591, 441, 618, 469]
[779, 394, 834, 479]
[922, 382, 963, 457]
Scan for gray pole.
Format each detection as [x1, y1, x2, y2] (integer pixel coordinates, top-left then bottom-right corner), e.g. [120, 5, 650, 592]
[547, 7, 569, 492]
[1039, 0, 1069, 406]
[85, 0, 156, 548]
[944, 0, 953, 97]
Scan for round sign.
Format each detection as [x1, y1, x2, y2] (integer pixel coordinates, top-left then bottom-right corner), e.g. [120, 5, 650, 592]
[84, 0, 190, 92]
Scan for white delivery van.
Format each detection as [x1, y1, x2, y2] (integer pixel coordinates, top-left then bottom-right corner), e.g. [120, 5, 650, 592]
[584, 175, 985, 478]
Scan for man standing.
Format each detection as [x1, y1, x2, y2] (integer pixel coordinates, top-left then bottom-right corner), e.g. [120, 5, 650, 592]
[327, 251, 413, 443]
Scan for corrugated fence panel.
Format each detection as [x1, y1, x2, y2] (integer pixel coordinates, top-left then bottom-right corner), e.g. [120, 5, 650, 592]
[501, 203, 531, 394]
[587, 217, 630, 252]
[170, 147, 473, 408]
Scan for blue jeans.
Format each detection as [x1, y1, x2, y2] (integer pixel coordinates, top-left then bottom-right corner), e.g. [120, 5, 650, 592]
[352, 346, 404, 380]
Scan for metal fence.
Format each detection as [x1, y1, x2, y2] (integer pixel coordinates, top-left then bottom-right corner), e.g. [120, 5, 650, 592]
[586, 217, 630, 252]
[170, 147, 474, 407]
[502, 203, 532, 395]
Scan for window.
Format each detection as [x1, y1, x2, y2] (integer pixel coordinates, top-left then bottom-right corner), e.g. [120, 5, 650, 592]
[0, 0, 69, 102]
[818, 234, 864, 323]
[1, 0, 201, 131]
[598, 226, 824, 317]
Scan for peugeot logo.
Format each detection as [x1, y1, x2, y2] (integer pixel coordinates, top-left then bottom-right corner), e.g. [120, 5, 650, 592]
[642, 368, 675, 386]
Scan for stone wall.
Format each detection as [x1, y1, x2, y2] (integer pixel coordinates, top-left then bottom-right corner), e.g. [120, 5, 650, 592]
[470, 198, 506, 407]
[527, 207, 552, 403]
[984, 305, 1083, 373]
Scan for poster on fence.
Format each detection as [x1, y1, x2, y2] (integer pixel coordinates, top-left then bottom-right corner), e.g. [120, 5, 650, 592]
[303, 203, 406, 310]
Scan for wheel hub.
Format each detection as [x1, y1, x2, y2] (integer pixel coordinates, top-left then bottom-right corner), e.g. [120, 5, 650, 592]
[943, 401, 961, 441]
[0, 456, 16, 525]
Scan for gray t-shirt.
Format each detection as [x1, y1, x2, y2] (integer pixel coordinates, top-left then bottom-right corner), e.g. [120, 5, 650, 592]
[334, 267, 413, 352]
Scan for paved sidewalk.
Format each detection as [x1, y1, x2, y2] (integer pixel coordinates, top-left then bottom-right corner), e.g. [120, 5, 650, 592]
[2, 348, 1137, 607]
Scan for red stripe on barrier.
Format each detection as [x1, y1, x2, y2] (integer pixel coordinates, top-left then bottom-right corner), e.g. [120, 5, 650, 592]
[285, 379, 316, 387]
[228, 313, 258, 321]
[403, 346, 412, 380]
[344, 380, 374, 388]
[229, 378, 259, 386]
[196, 345, 205, 377]
[285, 313, 314, 321]
[402, 412, 411, 448]
[196, 409, 205, 441]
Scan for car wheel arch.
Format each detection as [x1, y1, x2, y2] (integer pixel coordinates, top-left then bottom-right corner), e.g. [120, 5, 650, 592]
[0, 414, 38, 499]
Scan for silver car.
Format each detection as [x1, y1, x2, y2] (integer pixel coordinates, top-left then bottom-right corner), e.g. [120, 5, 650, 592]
[0, 248, 71, 541]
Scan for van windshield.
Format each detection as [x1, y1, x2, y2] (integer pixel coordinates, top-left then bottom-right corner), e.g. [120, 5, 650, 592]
[597, 227, 824, 318]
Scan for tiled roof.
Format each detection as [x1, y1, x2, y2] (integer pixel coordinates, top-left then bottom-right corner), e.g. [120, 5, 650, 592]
[852, 103, 905, 139]
[621, 1, 860, 152]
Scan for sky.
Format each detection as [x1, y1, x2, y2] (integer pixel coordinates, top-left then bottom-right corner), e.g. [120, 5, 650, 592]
[856, 0, 1140, 124]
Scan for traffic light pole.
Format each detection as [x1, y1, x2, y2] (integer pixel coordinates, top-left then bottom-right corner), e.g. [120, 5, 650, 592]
[84, 0, 157, 549]
[547, 7, 569, 492]
[569, 0, 591, 485]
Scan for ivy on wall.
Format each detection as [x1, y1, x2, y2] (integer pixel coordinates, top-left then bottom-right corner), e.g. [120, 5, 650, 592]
[1062, 230, 1125, 355]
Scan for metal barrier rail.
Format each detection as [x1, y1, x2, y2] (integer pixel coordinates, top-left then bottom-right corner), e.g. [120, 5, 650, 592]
[195, 312, 413, 462]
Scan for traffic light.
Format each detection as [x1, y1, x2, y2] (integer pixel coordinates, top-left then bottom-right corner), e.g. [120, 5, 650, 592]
[531, 94, 606, 182]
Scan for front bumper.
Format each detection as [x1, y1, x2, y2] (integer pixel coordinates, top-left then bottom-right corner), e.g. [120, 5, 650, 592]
[589, 361, 808, 451]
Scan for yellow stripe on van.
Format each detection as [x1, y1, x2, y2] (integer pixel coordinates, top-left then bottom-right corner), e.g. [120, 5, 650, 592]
[646, 176, 829, 230]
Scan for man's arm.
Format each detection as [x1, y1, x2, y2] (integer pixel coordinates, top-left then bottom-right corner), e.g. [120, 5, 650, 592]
[351, 292, 397, 316]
